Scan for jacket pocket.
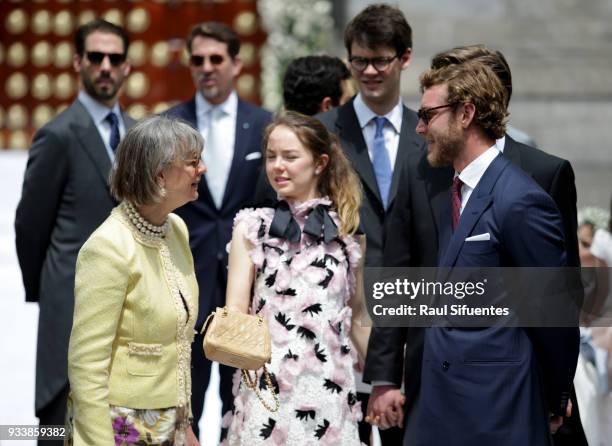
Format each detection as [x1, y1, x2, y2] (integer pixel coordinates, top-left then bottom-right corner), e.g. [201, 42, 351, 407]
[126, 342, 162, 376]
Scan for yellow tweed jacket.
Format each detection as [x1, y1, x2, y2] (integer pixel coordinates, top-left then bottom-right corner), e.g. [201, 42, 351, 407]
[68, 205, 198, 445]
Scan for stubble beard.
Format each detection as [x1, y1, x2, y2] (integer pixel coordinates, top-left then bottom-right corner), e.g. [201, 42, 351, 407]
[82, 73, 119, 102]
[427, 124, 463, 168]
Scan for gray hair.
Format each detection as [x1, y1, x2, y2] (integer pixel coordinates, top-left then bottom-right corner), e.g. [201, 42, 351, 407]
[110, 115, 204, 205]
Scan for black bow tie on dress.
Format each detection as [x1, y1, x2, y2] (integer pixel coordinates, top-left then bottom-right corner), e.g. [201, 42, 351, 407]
[269, 201, 338, 243]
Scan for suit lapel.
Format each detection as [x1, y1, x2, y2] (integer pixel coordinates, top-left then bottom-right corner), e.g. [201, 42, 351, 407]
[388, 106, 421, 207]
[181, 97, 198, 129]
[71, 101, 113, 189]
[440, 154, 509, 267]
[335, 101, 382, 204]
[122, 111, 137, 130]
[222, 98, 252, 209]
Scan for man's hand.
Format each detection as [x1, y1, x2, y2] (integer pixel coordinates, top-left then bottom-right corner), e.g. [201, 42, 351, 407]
[365, 385, 406, 430]
[549, 398, 573, 435]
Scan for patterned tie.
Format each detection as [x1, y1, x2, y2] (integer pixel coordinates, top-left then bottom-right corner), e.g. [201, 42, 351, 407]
[372, 117, 393, 209]
[105, 112, 120, 152]
[451, 176, 463, 230]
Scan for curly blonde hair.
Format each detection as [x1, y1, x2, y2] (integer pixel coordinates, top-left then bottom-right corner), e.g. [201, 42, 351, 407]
[420, 60, 509, 140]
[262, 111, 361, 236]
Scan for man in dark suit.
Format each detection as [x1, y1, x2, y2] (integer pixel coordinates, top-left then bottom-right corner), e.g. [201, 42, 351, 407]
[164, 22, 272, 440]
[317, 4, 421, 443]
[318, 4, 421, 267]
[365, 45, 586, 445]
[283, 55, 352, 115]
[15, 19, 134, 445]
[414, 59, 578, 445]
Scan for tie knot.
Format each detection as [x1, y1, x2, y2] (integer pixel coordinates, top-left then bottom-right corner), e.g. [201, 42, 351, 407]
[373, 116, 386, 136]
[106, 112, 118, 126]
[209, 106, 224, 121]
[452, 176, 463, 190]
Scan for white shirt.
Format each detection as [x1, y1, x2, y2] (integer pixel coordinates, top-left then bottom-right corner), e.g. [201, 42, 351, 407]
[455, 145, 500, 215]
[78, 90, 126, 161]
[353, 93, 402, 170]
[195, 91, 238, 208]
[495, 135, 506, 153]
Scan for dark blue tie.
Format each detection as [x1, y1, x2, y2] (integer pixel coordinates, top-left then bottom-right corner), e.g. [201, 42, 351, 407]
[105, 112, 120, 152]
[372, 117, 392, 209]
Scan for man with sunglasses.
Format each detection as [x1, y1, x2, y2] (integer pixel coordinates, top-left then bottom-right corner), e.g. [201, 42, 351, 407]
[164, 21, 272, 441]
[369, 45, 585, 445]
[15, 19, 134, 445]
[317, 4, 421, 445]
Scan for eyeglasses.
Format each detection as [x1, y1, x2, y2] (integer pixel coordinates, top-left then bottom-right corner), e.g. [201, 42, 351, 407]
[348, 55, 398, 72]
[417, 104, 456, 125]
[189, 54, 225, 67]
[86, 51, 126, 66]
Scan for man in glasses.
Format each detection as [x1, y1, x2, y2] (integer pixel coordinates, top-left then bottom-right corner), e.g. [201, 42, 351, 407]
[414, 59, 577, 446]
[15, 19, 134, 445]
[317, 4, 421, 444]
[369, 45, 585, 445]
[164, 21, 271, 441]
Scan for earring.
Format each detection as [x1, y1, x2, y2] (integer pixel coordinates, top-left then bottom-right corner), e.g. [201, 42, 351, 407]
[159, 185, 166, 197]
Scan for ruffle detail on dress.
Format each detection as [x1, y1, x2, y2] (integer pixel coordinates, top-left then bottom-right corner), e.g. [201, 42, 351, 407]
[229, 207, 275, 268]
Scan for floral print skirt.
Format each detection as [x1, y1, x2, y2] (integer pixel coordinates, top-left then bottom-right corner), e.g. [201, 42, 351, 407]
[65, 399, 190, 445]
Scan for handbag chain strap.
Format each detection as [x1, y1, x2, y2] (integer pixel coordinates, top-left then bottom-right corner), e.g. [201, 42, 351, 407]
[241, 365, 279, 412]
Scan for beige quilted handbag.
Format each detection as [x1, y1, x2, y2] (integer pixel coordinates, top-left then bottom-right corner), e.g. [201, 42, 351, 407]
[202, 307, 279, 412]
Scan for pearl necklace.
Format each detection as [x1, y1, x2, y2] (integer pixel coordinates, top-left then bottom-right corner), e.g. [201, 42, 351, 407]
[123, 201, 168, 238]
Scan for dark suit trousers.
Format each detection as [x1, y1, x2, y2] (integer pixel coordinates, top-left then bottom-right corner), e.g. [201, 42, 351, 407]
[191, 332, 235, 441]
[37, 384, 68, 446]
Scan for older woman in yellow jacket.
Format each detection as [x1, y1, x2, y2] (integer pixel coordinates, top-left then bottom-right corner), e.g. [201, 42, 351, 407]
[67, 116, 205, 445]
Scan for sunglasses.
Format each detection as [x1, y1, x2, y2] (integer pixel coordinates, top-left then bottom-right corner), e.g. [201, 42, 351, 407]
[189, 54, 226, 66]
[416, 103, 457, 125]
[86, 51, 126, 66]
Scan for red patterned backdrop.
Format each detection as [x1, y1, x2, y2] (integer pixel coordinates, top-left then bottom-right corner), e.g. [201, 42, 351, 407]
[0, 0, 266, 150]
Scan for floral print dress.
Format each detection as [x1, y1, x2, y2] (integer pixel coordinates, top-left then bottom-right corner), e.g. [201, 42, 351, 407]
[223, 198, 363, 445]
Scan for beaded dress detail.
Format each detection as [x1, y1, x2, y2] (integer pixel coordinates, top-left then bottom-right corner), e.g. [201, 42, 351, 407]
[223, 197, 363, 446]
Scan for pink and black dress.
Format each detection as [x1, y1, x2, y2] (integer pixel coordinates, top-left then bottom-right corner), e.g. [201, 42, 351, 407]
[223, 197, 363, 445]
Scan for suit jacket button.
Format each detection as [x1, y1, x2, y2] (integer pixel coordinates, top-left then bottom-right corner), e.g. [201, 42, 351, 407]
[217, 252, 224, 260]
[442, 361, 450, 371]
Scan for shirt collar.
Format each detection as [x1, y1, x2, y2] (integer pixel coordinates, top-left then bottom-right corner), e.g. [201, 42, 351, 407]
[195, 90, 238, 118]
[495, 135, 506, 153]
[353, 93, 403, 134]
[78, 90, 121, 126]
[457, 145, 500, 190]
